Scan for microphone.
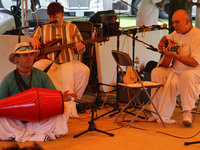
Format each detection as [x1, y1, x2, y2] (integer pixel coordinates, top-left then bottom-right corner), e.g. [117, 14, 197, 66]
[67, 96, 84, 104]
[49, 19, 61, 25]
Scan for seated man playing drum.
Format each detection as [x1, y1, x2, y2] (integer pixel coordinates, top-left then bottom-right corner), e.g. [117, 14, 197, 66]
[0, 42, 77, 142]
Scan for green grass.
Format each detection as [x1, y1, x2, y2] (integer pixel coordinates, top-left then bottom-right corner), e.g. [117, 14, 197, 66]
[64, 15, 196, 29]
[117, 15, 195, 29]
[117, 15, 168, 29]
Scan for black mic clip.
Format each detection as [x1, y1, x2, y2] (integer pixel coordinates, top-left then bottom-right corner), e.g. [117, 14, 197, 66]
[146, 45, 158, 52]
[67, 96, 84, 104]
[139, 25, 148, 29]
[48, 19, 61, 25]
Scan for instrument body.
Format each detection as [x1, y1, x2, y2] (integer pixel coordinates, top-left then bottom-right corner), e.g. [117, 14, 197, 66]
[0, 88, 64, 122]
[158, 41, 179, 67]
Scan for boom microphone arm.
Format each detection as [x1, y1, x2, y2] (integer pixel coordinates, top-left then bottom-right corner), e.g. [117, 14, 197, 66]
[120, 0, 138, 11]
[103, 23, 159, 52]
[18, 19, 61, 43]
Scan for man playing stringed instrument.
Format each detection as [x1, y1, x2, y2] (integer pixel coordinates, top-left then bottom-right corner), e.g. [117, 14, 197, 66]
[149, 9, 200, 126]
[27, 2, 90, 116]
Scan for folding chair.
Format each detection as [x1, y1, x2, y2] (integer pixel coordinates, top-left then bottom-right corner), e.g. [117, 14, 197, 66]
[71, 21, 95, 65]
[111, 50, 166, 128]
[193, 99, 200, 123]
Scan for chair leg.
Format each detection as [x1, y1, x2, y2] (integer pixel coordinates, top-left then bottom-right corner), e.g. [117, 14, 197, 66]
[127, 100, 151, 128]
[193, 100, 200, 123]
[114, 87, 166, 128]
[176, 99, 182, 110]
[143, 87, 166, 127]
[130, 89, 149, 119]
[127, 87, 166, 128]
[113, 91, 141, 123]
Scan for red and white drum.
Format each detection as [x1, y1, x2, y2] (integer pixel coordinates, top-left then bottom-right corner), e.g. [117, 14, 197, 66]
[0, 88, 64, 122]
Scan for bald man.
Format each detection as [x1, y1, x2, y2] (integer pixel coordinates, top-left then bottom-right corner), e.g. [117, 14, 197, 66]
[149, 9, 200, 126]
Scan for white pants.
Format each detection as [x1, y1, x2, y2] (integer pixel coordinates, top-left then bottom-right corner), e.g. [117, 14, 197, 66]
[150, 67, 200, 121]
[0, 102, 72, 142]
[33, 59, 90, 100]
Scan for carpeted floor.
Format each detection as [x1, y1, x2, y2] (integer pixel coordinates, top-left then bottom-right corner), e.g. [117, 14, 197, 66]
[1, 92, 200, 150]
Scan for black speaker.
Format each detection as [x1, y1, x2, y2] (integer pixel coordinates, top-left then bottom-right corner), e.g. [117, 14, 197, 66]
[89, 10, 117, 24]
[89, 10, 119, 36]
[118, 88, 141, 103]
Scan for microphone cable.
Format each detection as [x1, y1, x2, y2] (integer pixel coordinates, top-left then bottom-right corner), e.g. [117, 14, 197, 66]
[116, 114, 200, 140]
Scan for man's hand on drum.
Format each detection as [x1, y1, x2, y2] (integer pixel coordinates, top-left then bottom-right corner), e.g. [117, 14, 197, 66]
[62, 91, 78, 102]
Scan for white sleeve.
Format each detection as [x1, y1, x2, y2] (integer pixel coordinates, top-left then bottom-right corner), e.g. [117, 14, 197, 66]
[151, 0, 162, 4]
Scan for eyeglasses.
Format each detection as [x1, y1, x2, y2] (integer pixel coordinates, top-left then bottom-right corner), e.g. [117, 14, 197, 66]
[16, 46, 33, 52]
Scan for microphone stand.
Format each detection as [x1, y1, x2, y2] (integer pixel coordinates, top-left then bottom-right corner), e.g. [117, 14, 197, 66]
[184, 141, 200, 145]
[93, 24, 158, 120]
[18, 21, 58, 43]
[94, 30, 125, 119]
[93, 23, 168, 120]
[108, 26, 146, 118]
[74, 103, 114, 138]
[120, 0, 138, 11]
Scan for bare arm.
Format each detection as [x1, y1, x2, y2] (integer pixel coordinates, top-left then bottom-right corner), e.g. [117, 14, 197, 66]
[158, 35, 198, 67]
[187, 0, 200, 8]
[158, 36, 168, 50]
[156, 0, 165, 8]
[163, 48, 199, 67]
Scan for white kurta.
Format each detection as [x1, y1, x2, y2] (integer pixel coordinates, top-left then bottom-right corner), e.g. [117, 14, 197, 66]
[30, 22, 90, 117]
[0, 102, 73, 142]
[33, 59, 90, 117]
[150, 26, 200, 123]
[136, 0, 161, 27]
[33, 59, 89, 100]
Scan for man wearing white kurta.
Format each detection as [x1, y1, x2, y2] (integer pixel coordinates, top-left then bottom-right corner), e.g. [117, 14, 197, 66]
[136, 0, 165, 27]
[149, 9, 200, 126]
[0, 42, 78, 142]
[27, 2, 90, 116]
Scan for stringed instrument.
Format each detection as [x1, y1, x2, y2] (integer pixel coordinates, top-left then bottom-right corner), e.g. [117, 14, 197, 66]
[157, 41, 179, 67]
[34, 37, 109, 62]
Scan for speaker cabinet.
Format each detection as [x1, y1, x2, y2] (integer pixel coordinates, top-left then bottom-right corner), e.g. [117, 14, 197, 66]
[118, 72, 151, 104]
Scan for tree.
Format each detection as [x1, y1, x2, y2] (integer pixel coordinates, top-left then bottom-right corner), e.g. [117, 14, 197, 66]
[169, 0, 192, 33]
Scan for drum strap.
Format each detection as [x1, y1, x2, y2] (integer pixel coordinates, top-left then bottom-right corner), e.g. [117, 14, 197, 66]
[43, 50, 61, 73]
[14, 69, 33, 92]
[14, 69, 33, 123]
